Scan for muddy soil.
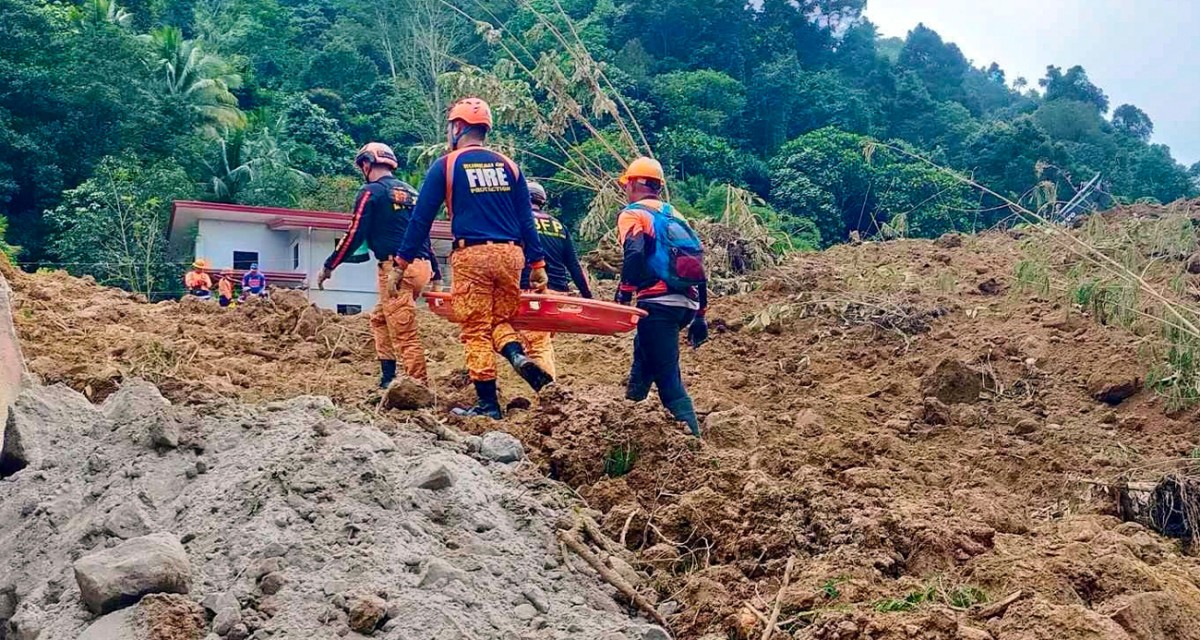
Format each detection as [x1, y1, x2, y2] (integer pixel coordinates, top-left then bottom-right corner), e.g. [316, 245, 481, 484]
[8, 211, 1200, 639]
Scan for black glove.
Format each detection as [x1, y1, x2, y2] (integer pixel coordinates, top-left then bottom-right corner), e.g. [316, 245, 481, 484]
[615, 288, 633, 306]
[687, 316, 709, 349]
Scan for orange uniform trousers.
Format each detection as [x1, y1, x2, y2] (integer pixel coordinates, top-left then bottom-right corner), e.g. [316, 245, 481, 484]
[372, 258, 433, 381]
[523, 330, 556, 380]
[450, 244, 525, 382]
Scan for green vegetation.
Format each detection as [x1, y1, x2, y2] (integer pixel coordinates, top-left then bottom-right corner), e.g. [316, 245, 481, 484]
[2, 0, 1195, 283]
[603, 442, 637, 477]
[872, 581, 987, 612]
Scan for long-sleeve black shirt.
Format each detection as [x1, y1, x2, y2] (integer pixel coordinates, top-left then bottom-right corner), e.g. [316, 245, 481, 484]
[324, 175, 440, 279]
[520, 209, 592, 297]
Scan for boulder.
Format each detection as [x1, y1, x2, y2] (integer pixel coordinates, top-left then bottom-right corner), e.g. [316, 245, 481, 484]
[418, 558, 468, 589]
[408, 461, 455, 491]
[73, 532, 191, 614]
[479, 431, 524, 463]
[382, 377, 434, 410]
[3, 384, 97, 475]
[921, 358, 983, 405]
[1089, 376, 1141, 406]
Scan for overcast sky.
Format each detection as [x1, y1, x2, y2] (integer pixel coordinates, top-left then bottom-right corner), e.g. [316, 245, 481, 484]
[863, 0, 1200, 167]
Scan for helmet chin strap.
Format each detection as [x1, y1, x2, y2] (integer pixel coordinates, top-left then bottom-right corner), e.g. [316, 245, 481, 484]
[450, 122, 467, 150]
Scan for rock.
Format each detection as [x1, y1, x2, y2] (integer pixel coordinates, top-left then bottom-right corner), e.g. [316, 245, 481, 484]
[73, 532, 190, 614]
[479, 432, 524, 463]
[977, 278, 1003, 295]
[3, 384, 97, 475]
[418, 558, 467, 589]
[1013, 419, 1039, 436]
[78, 594, 205, 640]
[522, 586, 550, 614]
[631, 625, 672, 640]
[922, 358, 983, 405]
[656, 600, 680, 618]
[347, 594, 387, 634]
[409, 461, 455, 490]
[148, 418, 180, 449]
[213, 606, 242, 635]
[78, 608, 138, 640]
[202, 591, 240, 616]
[1089, 376, 1141, 406]
[919, 397, 951, 426]
[259, 572, 286, 596]
[104, 503, 153, 540]
[101, 379, 179, 448]
[382, 377, 434, 410]
[513, 603, 537, 621]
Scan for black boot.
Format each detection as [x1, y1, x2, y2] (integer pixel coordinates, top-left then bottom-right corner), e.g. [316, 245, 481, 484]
[501, 342, 554, 392]
[451, 380, 503, 420]
[379, 360, 398, 389]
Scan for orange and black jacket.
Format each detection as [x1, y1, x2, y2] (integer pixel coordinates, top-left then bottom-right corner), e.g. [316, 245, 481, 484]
[616, 198, 707, 312]
[325, 175, 441, 278]
[520, 208, 592, 297]
[398, 145, 546, 269]
[218, 278, 234, 300]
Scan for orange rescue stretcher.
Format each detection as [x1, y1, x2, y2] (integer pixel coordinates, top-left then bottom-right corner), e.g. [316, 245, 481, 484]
[423, 292, 647, 335]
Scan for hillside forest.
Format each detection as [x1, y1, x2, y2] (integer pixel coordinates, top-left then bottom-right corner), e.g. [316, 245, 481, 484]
[2, 0, 1199, 294]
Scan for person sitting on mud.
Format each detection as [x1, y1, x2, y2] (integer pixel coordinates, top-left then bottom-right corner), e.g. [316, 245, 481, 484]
[184, 260, 213, 301]
[217, 269, 236, 308]
[317, 142, 442, 390]
[394, 97, 552, 420]
[519, 181, 593, 379]
[240, 263, 268, 300]
[614, 157, 709, 437]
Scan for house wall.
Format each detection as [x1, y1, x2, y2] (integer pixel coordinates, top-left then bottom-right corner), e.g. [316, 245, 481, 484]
[195, 219, 292, 272]
[194, 220, 454, 315]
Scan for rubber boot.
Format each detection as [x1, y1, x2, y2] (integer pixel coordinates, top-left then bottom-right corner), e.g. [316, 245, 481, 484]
[451, 380, 503, 420]
[501, 342, 554, 392]
[665, 397, 701, 437]
[379, 360, 397, 389]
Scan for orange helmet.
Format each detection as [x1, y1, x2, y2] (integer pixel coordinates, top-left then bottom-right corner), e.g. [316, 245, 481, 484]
[354, 142, 399, 170]
[618, 157, 665, 186]
[447, 97, 493, 129]
[192, 259, 208, 269]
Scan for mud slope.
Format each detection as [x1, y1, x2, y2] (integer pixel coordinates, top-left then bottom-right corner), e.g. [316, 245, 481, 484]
[9, 210, 1200, 639]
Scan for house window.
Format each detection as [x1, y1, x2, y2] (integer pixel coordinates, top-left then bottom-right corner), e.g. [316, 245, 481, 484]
[336, 304, 362, 316]
[233, 251, 259, 271]
[292, 243, 300, 270]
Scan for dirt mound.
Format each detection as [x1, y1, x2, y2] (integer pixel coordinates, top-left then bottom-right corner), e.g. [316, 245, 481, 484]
[0, 380, 664, 639]
[11, 203, 1200, 639]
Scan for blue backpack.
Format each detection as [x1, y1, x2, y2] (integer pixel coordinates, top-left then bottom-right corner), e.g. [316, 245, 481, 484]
[627, 202, 706, 291]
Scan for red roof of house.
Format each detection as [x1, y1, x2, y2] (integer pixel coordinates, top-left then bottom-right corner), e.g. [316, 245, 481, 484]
[169, 201, 452, 240]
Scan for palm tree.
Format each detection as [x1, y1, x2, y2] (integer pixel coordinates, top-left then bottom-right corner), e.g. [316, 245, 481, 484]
[141, 26, 246, 137]
[205, 121, 310, 203]
[70, 0, 133, 30]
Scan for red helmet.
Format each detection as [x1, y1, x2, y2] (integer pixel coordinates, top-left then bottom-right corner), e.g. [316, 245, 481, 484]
[354, 142, 399, 170]
[447, 98, 493, 129]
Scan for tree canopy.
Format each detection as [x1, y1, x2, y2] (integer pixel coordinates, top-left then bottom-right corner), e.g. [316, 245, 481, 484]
[0, 0, 1194, 280]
